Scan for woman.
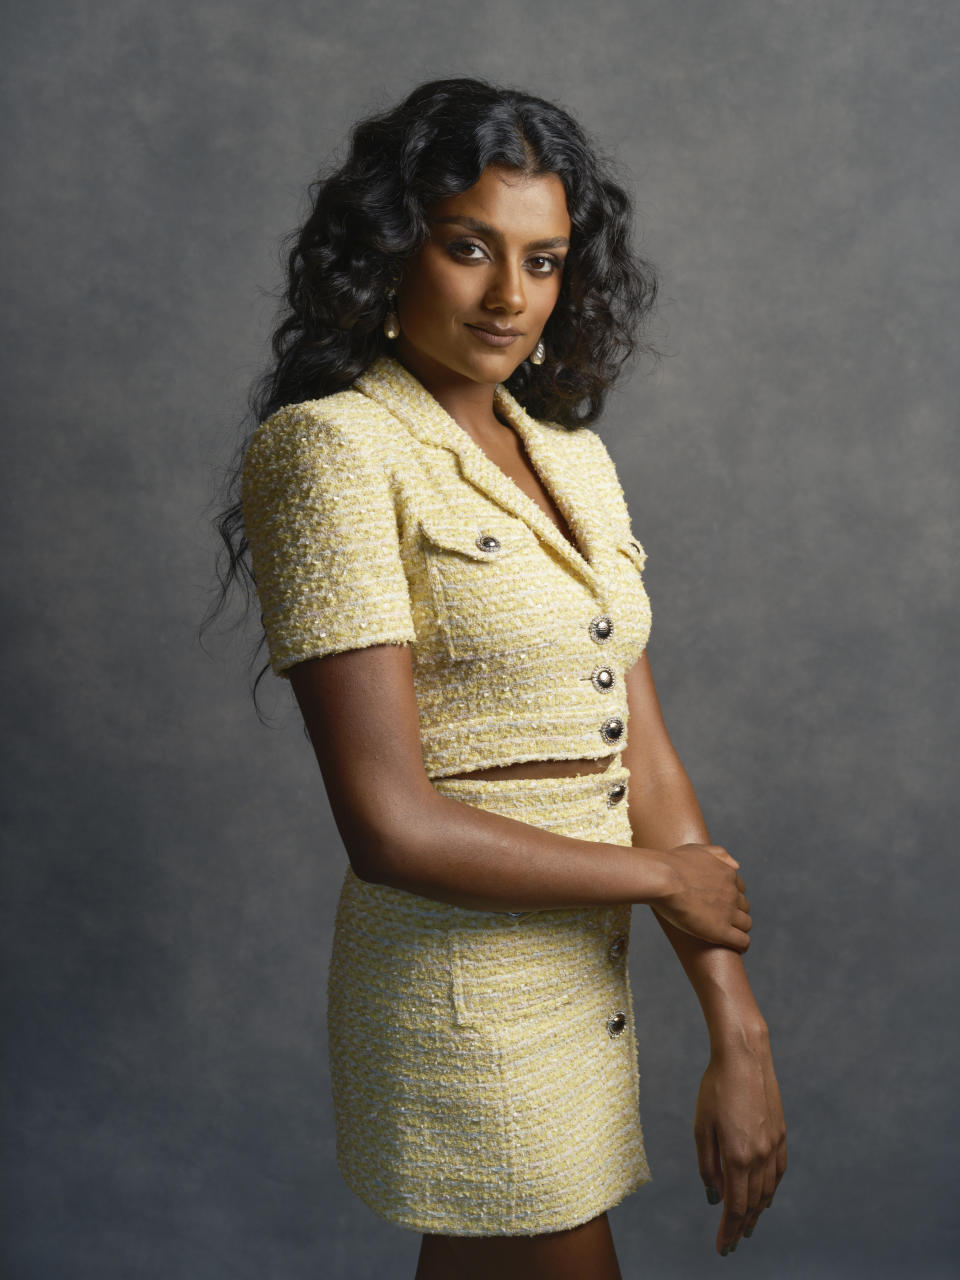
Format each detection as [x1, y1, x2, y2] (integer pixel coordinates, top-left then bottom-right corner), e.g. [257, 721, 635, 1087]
[216, 77, 786, 1278]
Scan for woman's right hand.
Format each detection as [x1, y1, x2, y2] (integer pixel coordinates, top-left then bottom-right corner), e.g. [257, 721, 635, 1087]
[652, 843, 752, 951]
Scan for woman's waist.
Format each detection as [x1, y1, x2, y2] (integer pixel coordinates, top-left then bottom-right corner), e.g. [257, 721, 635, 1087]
[420, 715, 634, 782]
[437, 754, 617, 783]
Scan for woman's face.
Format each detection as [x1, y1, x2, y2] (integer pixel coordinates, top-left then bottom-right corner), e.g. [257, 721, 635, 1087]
[393, 164, 571, 391]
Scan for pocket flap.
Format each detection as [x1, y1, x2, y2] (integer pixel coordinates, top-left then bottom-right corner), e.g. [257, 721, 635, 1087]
[418, 508, 524, 562]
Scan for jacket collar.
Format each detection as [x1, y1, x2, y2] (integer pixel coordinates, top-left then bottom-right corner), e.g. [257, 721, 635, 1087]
[353, 355, 608, 597]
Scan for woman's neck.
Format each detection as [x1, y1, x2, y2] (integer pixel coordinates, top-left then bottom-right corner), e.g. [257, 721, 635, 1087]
[392, 347, 504, 446]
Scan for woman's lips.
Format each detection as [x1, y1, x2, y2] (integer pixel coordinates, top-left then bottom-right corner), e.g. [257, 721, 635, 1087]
[465, 323, 522, 347]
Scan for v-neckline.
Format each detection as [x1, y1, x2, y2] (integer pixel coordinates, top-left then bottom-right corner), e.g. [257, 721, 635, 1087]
[485, 409, 589, 565]
[352, 355, 605, 593]
[445, 388, 595, 574]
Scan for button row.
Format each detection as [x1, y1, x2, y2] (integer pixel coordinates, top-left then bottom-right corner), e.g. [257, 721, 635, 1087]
[586, 613, 625, 797]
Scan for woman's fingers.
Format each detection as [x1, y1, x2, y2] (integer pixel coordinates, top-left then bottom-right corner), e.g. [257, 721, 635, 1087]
[746, 1150, 778, 1238]
[770, 1129, 788, 1205]
[696, 1126, 723, 1208]
[658, 843, 755, 949]
[727, 926, 757, 957]
[717, 1155, 751, 1253]
[724, 926, 751, 953]
[741, 1161, 768, 1240]
[764, 1062, 788, 1212]
[727, 1083, 787, 1249]
[718, 1150, 772, 1253]
[705, 843, 739, 869]
[694, 1052, 787, 1255]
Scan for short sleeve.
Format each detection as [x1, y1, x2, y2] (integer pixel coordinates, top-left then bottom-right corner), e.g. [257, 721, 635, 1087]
[241, 401, 416, 676]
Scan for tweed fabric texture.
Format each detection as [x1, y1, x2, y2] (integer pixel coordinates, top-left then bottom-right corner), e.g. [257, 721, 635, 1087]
[242, 355, 652, 778]
[327, 754, 651, 1236]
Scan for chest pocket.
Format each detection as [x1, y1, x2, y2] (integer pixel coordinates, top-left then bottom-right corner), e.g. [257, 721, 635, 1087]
[613, 533, 653, 664]
[419, 509, 548, 660]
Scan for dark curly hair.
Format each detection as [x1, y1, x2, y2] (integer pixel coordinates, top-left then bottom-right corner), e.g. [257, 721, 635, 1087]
[206, 76, 659, 682]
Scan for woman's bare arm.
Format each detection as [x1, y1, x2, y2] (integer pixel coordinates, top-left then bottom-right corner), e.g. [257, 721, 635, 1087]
[620, 651, 787, 1255]
[287, 642, 751, 948]
[621, 654, 768, 1039]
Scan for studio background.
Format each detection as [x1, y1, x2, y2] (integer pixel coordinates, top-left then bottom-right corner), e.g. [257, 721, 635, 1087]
[3, 2, 957, 1276]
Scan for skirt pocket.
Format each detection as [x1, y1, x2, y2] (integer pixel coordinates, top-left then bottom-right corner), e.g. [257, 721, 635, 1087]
[448, 903, 633, 1030]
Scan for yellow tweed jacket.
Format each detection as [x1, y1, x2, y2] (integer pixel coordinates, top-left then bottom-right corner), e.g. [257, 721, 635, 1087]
[242, 355, 652, 779]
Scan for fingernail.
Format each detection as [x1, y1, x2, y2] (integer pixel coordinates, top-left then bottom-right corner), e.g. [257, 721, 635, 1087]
[730, 1240, 739, 1253]
[706, 1186, 720, 1205]
[720, 1246, 729, 1257]
[744, 1226, 755, 1238]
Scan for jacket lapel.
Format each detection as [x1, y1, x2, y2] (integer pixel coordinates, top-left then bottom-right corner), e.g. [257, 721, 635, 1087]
[354, 356, 607, 598]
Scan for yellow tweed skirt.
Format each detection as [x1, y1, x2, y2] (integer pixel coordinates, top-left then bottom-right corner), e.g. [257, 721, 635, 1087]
[326, 753, 652, 1236]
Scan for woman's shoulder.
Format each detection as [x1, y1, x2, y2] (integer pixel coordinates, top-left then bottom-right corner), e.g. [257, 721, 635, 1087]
[253, 385, 392, 449]
[243, 386, 403, 488]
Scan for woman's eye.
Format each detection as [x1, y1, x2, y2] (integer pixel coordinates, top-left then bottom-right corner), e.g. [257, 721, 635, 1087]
[448, 240, 487, 262]
[446, 241, 563, 275]
[528, 255, 562, 275]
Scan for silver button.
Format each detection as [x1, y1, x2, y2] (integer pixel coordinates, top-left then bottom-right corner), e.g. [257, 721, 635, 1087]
[600, 716, 624, 744]
[476, 533, 501, 553]
[608, 934, 627, 962]
[588, 615, 614, 643]
[606, 782, 626, 807]
[590, 665, 615, 693]
[607, 1011, 627, 1037]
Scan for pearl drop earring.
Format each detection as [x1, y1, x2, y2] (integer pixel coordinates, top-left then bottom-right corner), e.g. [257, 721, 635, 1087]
[383, 288, 400, 340]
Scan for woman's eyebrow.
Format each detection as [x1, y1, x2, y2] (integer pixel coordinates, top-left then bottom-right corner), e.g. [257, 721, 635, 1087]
[430, 214, 569, 250]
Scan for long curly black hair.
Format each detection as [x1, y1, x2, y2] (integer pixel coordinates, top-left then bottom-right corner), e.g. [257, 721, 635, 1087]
[207, 76, 659, 676]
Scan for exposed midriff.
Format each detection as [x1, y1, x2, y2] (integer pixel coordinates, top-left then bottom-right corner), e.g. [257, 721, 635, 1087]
[442, 756, 612, 782]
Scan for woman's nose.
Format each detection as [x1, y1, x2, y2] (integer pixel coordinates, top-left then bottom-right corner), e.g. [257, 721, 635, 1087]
[484, 260, 525, 313]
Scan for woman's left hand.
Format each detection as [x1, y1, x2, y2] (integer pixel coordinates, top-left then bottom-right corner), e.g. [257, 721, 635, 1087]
[694, 1031, 787, 1255]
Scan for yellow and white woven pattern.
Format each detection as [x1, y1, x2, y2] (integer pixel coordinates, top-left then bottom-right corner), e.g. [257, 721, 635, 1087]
[327, 755, 652, 1236]
[242, 355, 652, 779]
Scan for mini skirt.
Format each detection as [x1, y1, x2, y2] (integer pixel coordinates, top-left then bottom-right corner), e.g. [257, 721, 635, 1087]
[326, 752, 652, 1236]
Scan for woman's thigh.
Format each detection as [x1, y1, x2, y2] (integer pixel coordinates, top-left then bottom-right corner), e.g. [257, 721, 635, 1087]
[414, 1212, 622, 1280]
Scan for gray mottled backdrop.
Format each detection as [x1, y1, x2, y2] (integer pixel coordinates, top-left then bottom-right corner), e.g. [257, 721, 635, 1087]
[3, 1, 957, 1276]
